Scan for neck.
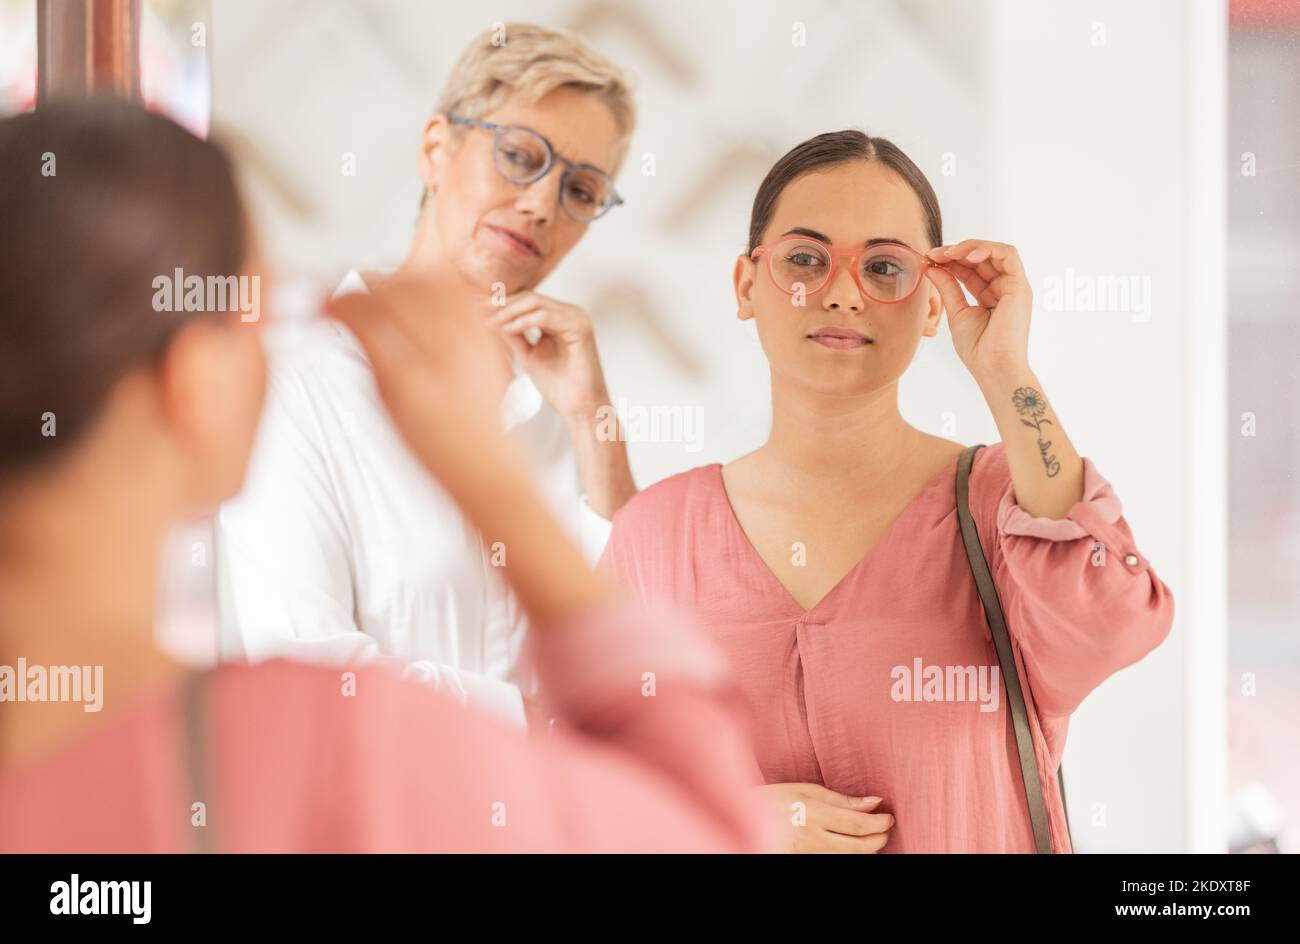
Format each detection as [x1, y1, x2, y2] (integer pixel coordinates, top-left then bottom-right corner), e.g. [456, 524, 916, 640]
[396, 205, 445, 281]
[760, 372, 926, 486]
[0, 464, 183, 773]
[389, 204, 518, 380]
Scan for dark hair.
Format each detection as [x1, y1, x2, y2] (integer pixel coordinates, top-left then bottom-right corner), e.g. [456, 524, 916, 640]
[747, 129, 942, 254]
[0, 101, 246, 480]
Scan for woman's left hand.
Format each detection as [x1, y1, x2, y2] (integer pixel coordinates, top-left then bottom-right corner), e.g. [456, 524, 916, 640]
[924, 239, 1032, 380]
[488, 291, 610, 418]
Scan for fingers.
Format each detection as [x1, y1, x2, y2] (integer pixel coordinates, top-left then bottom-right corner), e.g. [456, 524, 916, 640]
[936, 260, 992, 305]
[489, 295, 589, 342]
[924, 264, 973, 318]
[816, 802, 894, 838]
[796, 787, 894, 837]
[927, 239, 1026, 281]
[769, 784, 895, 853]
[490, 293, 543, 323]
[492, 290, 577, 325]
[967, 243, 1025, 280]
[797, 783, 877, 809]
[496, 310, 551, 336]
[501, 331, 532, 361]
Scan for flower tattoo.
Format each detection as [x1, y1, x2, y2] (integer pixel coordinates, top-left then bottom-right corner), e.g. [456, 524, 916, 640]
[1012, 386, 1060, 478]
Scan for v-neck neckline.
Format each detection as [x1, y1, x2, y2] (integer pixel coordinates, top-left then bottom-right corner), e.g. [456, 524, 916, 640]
[710, 451, 963, 621]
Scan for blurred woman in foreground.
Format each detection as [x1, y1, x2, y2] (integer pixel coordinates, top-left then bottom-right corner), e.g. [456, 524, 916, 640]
[0, 102, 771, 853]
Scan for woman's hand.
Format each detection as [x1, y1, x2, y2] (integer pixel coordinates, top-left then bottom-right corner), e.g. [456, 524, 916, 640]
[326, 269, 523, 504]
[754, 782, 894, 853]
[488, 291, 611, 419]
[924, 239, 1033, 380]
[328, 269, 616, 624]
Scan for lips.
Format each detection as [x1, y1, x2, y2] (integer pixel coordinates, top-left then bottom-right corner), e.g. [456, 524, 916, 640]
[486, 224, 541, 257]
[808, 327, 873, 350]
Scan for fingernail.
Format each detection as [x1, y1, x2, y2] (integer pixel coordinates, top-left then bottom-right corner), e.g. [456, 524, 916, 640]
[861, 796, 882, 805]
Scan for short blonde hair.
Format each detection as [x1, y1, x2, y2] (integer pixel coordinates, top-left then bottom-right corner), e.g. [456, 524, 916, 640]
[435, 22, 637, 171]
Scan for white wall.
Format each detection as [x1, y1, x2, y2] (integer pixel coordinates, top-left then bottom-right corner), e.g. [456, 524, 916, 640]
[974, 0, 1225, 851]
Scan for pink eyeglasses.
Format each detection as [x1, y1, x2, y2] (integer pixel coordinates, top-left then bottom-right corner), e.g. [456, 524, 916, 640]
[751, 235, 939, 304]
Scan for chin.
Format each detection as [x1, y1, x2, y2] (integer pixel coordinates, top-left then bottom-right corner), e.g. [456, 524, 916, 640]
[797, 361, 887, 396]
[463, 253, 536, 294]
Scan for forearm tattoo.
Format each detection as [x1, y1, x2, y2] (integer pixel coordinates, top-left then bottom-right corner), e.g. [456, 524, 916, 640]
[1012, 386, 1061, 478]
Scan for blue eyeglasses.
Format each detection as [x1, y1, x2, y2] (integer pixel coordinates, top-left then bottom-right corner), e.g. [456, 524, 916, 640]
[448, 114, 623, 222]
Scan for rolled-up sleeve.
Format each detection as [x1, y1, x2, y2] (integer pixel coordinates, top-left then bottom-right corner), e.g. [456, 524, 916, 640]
[984, 452, 1175, 719]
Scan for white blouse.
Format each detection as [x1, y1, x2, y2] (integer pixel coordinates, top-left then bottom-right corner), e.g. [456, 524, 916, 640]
[216, 270, 613, 726]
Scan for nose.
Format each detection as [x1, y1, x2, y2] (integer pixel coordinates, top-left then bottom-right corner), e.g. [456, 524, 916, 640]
[821, 263, 864, 313]
[515, 165, 563, 226]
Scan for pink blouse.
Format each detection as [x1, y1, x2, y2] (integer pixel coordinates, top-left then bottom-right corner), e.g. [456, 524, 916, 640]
[600, 442, 1175, 853]
[0, 605, 776, 853]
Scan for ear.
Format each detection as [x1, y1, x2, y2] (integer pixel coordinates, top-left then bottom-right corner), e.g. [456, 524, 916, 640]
[922, 282, 942, 337]
[156, 318, 255, 504]
[734, 253, 757, 322]
[418, 113, 452, 192]
[159, 319, 221, 440]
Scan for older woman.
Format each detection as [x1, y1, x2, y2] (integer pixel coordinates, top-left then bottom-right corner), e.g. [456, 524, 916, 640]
[218, 24, 639, 728]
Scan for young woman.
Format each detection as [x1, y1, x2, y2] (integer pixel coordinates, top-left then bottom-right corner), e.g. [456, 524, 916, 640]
[217, 23, 639, 729]
[601, 130, 1175, 853]
[0, 103, 771, 853]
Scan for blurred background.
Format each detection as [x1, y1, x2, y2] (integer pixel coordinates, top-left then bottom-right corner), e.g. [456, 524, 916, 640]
[2, 0, 1296, 853]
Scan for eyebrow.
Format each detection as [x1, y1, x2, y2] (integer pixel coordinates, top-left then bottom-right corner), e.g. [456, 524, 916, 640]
[780, 227, 915, 250]
[493, 119, 614, 176]
[531, 131, 615, 177]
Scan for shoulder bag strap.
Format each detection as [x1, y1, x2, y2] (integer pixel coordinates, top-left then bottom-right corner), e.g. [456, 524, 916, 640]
[955, 443, 1060, 854]
[182, 668, 215, 854]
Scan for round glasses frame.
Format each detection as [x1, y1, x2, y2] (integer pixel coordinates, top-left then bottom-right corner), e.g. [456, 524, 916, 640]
[751, 236, 938, 304]
[448, 114, 624, 222]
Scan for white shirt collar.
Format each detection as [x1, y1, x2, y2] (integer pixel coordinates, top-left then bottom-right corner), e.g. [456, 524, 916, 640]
[331, 268, 544, 431]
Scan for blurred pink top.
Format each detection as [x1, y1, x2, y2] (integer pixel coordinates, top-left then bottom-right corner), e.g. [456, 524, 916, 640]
[600, 442, 1175, 853]
[0, 605, 776, 853]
